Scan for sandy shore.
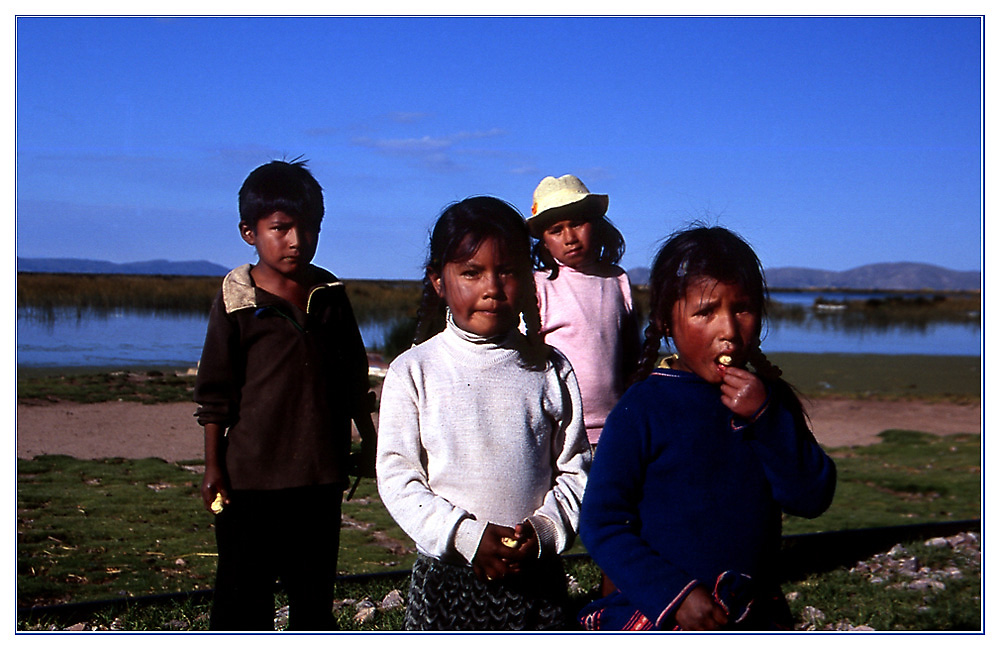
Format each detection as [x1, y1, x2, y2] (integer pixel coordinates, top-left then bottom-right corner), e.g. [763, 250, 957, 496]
[15, 397, 981, 462]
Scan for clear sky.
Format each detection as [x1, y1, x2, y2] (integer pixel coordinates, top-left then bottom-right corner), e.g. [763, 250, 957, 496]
[15, 14, 983, 280]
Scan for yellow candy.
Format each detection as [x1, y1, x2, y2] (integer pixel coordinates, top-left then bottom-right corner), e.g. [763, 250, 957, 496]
[718, 354, 733, 366]
[500, 536, 519, 548]
[210, 493, 225, 514]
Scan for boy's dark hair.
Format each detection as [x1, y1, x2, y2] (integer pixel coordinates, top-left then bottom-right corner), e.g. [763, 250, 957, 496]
[238, 160, 324, 229]
[412, 196, 547, 366]
[632, 225, 796, 413]
[531, 214, 626, 279]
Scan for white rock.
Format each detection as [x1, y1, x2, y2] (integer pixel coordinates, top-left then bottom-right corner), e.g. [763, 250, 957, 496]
[381, 589, 405, 610]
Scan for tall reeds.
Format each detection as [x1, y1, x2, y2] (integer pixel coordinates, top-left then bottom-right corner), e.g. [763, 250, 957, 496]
[16, 273, 424, 324]
[17, 273, 220, 315]
[18, 273, 979, 332]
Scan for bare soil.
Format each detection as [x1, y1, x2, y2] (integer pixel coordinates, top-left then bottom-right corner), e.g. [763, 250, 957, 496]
[15, 397, 981, 462]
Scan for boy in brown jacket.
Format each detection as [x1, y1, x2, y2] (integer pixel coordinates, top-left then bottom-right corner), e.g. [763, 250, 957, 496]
[195, 160, 376, 630]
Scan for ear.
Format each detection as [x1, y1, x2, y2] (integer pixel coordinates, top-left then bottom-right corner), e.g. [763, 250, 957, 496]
[239, 221, 256, 246]
[428, 268, 444, 298]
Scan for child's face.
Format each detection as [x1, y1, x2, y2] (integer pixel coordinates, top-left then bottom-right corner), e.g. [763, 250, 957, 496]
[541, 218, 595, 269]
[666, 276, 761, 385]
[431, 236, 526, 339]
[241, 211, 319, 280]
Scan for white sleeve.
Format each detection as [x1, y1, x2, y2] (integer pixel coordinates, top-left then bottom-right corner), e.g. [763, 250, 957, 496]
[527, 357, 592, 555]
[375, 364, 483, 562]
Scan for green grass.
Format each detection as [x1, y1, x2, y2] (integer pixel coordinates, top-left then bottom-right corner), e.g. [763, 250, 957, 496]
[20, 534, 981, 631]
[17, 455, 218, 608]
[771, 353, 979, 402]
[786, 535, 981, 631]
[17, 369, 197, 404]
[18, 430, 981, 614]
[16, 350, 982, 630]
[781, 430, 981, 535]
[16, 353, 980, 405]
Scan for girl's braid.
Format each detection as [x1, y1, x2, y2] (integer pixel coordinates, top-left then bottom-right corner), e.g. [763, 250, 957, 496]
[411, 274, 442, 346]
[629, 320, 664, 386]
[519, 276, 549, 371]
[749, 345, 811, 421]
[748, 346, 783, 382]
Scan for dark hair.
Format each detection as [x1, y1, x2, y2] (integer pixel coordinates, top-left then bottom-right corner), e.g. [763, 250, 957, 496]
[238, 159, 324, 229]
[412, 196, 547, 365]
[632, 225, 792, 407]
[531, 214, 626, 279]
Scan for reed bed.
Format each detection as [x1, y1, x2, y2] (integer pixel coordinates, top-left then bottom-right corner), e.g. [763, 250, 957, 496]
[18, 273, 979, 332]
[16, 273, 423, 324]
[17, 273, 220, 315]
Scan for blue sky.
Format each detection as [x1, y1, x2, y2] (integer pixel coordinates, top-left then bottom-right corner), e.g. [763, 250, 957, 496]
[15, 15, 983, 280]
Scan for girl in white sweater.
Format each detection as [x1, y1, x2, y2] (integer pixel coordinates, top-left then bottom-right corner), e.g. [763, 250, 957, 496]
[376, 196, 592, 630]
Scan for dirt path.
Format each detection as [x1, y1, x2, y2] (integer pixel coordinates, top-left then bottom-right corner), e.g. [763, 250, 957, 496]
[15, 397, 981, 463]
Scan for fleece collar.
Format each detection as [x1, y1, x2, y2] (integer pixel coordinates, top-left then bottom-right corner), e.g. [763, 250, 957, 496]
[221, 263, 343, 314]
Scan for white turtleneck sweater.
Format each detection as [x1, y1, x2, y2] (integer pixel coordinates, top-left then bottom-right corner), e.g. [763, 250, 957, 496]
[376, 317, 592, 565]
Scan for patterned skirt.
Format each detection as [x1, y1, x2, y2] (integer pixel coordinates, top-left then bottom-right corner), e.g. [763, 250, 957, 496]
[404, 554, 571, 631]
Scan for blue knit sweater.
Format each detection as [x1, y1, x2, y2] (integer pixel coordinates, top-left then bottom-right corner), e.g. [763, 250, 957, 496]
[579, 368, 836, 630]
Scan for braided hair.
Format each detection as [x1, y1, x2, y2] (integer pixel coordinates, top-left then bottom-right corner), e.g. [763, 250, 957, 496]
[411, 196, 548, 368]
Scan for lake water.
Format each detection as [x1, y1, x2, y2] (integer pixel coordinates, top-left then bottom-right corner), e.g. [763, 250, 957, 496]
[16, 291, 981, 368]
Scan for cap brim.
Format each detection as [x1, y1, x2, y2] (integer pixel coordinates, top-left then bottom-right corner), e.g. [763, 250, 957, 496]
[528, 194, 609, 237]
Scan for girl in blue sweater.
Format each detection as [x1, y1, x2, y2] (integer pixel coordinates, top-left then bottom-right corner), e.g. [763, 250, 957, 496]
[578, 225, 836, 631]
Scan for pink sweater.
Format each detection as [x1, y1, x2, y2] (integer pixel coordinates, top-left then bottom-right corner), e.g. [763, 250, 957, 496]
[535, 263, 636, 445]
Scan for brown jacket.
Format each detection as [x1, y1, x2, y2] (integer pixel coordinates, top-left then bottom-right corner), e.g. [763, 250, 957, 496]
[194, 264, 371, 490]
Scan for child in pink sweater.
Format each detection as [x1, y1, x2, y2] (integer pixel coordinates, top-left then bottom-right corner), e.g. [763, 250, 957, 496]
[529, 175, 640, 447]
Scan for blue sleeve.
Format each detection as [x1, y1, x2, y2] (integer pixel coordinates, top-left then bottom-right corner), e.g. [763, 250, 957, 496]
[579, 401, 700, 628]
[738, 387, 837, 518]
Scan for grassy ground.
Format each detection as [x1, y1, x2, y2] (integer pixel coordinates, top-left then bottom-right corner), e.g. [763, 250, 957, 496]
[19, 529, 982, 631]
[17, 427, 981, 628]
[770, 353, 980, 402]
[16, 352, 982, 630]
[16, 353, 981, 405]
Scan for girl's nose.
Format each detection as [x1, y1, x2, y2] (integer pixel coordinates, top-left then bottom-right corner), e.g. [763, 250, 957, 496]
[718, 311, 738, 340]
[483, 273, 505, 298]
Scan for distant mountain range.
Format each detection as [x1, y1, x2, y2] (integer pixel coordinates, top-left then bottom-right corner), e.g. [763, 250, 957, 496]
[17, 257, 981, 291]
[626, 262, 980, 291]
[16, 257, 230, 276]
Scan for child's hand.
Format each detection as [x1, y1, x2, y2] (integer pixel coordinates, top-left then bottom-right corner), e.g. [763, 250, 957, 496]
[675, 585, 729, 631]
[504, 521, 539, 571]
[719, 367, 768, 420]
[200, 466, 229, 514]
[472, 523, 520, 582]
